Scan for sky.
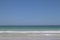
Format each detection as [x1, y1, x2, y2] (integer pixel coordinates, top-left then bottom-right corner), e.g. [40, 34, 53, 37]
[0, 0, 60, 25]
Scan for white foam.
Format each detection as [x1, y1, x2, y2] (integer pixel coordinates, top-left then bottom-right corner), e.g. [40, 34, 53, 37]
[0, 31, 60, 33]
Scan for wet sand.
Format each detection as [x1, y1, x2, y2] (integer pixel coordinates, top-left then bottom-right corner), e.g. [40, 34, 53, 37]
[0, 36, 60, 40]
[0, 33, 60, 40]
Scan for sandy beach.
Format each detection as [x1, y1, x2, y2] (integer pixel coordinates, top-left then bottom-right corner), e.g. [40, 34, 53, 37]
[0, 34, 60, 40]
[0, 33, 60, 40]
[0, 31, 60, 40]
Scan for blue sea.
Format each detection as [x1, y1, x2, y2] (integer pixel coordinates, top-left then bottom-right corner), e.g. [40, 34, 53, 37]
[0, 25, 60, 31]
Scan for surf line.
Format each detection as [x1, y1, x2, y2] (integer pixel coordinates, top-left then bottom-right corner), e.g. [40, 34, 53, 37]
[0, 31, 60, 33]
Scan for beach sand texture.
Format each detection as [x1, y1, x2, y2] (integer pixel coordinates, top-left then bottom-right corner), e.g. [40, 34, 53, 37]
[0, 33, 60, 37]
[0, 37, 60, 40]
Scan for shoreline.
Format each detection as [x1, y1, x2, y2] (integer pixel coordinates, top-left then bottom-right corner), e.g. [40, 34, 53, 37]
[0, 31, 60, 33]
[0, 33, 60, 37]
[0, 31, 60, 37]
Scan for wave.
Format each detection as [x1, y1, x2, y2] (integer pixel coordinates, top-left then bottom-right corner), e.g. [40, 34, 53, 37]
[0, 31, 60, 33]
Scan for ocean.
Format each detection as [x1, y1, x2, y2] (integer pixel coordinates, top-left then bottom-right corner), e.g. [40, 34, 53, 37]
[0, 25, 60, 31]
[0, 25, 60, 39]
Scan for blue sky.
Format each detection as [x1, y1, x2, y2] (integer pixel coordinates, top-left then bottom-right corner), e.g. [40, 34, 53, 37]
[0, 0, 60, 25]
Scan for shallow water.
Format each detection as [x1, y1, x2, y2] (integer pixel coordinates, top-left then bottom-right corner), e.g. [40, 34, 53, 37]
[0, 25, 60, 31]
